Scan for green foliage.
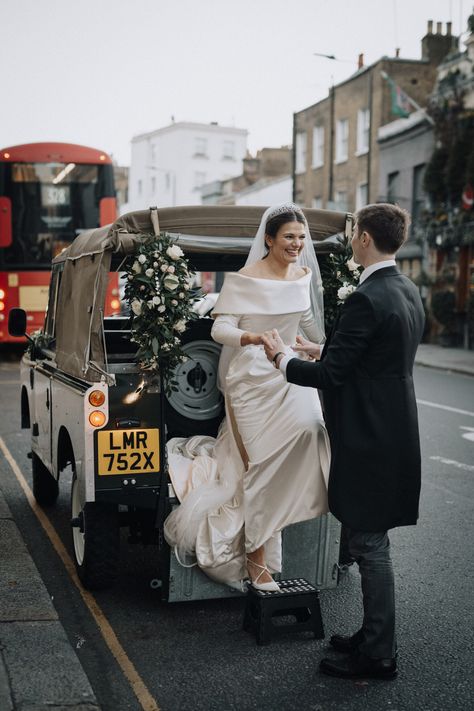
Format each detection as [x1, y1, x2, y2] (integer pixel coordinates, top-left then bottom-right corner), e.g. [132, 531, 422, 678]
[320, 248, 360, 331]
[123, 232, 201, 393]
[423, 146, 449, 204]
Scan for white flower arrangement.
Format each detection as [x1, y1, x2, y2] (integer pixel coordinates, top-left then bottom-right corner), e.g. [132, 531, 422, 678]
[123, 232, 200, 391]
[337, 282, 357, 302]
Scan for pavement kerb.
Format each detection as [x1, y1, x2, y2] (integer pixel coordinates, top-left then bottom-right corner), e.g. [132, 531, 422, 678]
[0, 485, 100, 711]
[415, 344, 474, 377]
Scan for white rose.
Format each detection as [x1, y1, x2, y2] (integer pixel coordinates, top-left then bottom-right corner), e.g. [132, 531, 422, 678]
[153, 261, 158, 268]
[140, 285, 145, 291]
[337, 284, 356, 301]
[163, 274, 180, 291]
[132, 260, 141, 274]
[167, 265, 175, 274]
[138, 254, 147, 264]
[131, 299, 142, 316]
[128, 274, 134, 281]
[173, 320, 187, 333]
[160, 264, 168, 273]
[346, 256, 360, 272]
[184, 284, 190, 291]
[145, 268, 154, 277]
[171, 299, 178, 306]
[152, 296, 161, 306]
[179, 292, 185, 298]
[158, 305, 166, 313]
[166, 244, 184, 261]
[153, 251, 159, 258]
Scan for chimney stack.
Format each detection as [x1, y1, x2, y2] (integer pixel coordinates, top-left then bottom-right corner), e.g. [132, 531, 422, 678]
[358, 53, 364, 69]
[422, 19, 458, 62]
[395, 47, 400, 57]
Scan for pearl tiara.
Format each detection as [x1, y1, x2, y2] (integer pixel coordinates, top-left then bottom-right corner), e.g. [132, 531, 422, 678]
[267, 203, 304, 220]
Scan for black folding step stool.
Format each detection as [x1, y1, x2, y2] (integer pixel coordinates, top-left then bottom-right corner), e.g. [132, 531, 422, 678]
[243, 578, 325, 645]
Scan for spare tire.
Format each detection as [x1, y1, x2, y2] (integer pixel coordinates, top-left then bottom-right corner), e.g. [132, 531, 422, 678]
[165, 318, 224, 438]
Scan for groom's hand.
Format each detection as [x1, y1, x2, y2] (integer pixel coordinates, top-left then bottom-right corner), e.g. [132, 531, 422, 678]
[263, 329, 286, 365]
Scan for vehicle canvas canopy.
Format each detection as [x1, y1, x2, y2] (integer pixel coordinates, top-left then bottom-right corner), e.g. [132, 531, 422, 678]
[52, 205, 352, 382]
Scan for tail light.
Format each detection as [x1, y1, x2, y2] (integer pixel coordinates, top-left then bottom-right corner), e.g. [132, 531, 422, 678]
[89, 410, 106, 427]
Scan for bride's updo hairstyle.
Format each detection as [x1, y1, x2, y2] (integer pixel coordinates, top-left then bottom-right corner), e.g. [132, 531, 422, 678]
[263, 207, 305, 257]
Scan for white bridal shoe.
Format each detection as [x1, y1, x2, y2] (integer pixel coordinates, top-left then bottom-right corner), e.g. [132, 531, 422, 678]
[246, 558, 281, 592]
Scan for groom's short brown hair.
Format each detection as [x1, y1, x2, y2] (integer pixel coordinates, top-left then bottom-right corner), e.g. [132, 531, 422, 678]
[355, 203, 410, 254]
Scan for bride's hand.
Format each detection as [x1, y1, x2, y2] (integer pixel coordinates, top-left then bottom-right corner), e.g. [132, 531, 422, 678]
[241, 331, 263, 346]
[292, 335, 322, 360]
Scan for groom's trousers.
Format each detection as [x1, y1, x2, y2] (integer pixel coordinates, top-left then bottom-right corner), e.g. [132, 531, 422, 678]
[346, 529, 397, 659]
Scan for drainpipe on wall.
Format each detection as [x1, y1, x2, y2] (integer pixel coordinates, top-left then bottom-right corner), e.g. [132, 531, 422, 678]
[329, 84, 335, 203]
[366, 69, 373, 203]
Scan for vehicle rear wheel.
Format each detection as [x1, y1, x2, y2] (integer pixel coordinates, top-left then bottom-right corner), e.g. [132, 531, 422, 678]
[32, 452, 59, 506]
[71, 474, 119, 590]
[165, 318, 224, 438]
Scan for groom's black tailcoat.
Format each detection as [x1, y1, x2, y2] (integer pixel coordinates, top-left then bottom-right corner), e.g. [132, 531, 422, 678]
[287, 266, 425, 532]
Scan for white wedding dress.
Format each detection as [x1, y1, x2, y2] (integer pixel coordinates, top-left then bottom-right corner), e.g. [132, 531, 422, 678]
[164, 270, 330, 588]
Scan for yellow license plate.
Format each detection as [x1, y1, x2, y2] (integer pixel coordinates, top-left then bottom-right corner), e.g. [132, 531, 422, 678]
[97, 428, 160, 476]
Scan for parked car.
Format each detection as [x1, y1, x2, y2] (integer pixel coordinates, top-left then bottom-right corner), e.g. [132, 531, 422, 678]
[9, 205, 351, 601]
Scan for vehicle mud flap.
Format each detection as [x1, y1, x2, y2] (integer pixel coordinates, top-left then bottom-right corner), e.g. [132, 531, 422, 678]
[32, 452, 59, 506]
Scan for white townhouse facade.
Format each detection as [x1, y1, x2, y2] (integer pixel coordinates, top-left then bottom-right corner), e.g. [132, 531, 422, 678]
[125, 121, 248, 212]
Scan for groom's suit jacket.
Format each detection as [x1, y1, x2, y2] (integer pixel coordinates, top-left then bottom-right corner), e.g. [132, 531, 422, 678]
[287, 266, 425, 532]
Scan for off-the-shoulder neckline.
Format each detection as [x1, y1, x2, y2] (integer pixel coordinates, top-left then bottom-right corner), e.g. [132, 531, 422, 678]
[233, 267, 311, 283]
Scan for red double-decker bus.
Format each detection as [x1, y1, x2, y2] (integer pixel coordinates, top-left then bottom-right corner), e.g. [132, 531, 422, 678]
[0, 142, 120, 342]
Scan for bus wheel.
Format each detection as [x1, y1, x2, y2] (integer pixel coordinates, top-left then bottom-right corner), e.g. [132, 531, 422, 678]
[32, 453, 59, 506]
[71, 474, 119, 590]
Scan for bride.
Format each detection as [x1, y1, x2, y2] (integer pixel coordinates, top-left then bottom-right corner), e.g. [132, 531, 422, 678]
[164, 203, 330, 591]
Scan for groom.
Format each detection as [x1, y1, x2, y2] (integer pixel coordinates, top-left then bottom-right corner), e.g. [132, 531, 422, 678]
[263, 203, 424, 680]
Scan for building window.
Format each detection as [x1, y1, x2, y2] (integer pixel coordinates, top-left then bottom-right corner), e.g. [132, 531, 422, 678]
[356, 109, 370, 154]
[387, 171, 400, 203]
[356, 183, 368, 210]
[151, 176, 156, 193]
[335, 190, 348, 211]
[194, 137, 208, 157]
[312, 126, 324, 168]
[412, 164, 427, 225]
[137, 179, 142, 196]
[335, 119, 349, 163]
[295, 132, 307, 174]
[223, 140, 235, 159]
[194, 171, 206, 189]
[150, 144, 156, 163]
[312, 197, 323, 209]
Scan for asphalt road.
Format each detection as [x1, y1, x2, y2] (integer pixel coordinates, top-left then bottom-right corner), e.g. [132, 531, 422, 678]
[0, 358, 473, 711]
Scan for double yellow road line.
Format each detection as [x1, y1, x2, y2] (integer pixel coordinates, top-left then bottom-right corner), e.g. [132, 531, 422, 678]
[0, 435, 160, 711]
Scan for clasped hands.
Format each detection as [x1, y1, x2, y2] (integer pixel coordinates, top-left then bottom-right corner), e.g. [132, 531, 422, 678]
[261, 330, 321, 367]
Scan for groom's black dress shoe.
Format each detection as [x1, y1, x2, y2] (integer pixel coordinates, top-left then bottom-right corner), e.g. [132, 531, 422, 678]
[319, 651, 397, 680]
[329, 630, 364, 653]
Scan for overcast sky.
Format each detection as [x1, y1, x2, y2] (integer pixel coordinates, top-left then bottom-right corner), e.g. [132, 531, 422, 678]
[1, 0, 470, 166]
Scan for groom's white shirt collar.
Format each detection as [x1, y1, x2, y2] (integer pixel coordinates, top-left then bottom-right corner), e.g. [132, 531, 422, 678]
[278, 258, 397, 376]
[358, 259, 397, 285]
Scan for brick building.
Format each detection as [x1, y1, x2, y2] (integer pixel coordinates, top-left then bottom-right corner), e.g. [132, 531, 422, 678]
[293, 21, 457, 212]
